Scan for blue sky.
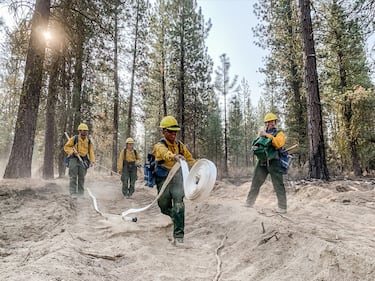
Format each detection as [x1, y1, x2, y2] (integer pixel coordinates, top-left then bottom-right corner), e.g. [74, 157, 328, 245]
[197, 0, 375, 104]
[0, 0, 267, 105]
[196, 0, 268, 105]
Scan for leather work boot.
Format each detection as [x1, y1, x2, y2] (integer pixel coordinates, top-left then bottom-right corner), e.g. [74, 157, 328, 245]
[244, 201, 253, 208]
[275, 207, 287, 214]
[173, 237, 184, 245]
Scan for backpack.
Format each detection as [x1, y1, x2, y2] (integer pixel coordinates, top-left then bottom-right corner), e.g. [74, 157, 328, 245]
[65, 135, 91, 169]
[124, 149, 137, 158]
[143, 139, 182, 187]
[252, 132, 291, 174]
[144, 153, 156, 187]
[122, 148, 138, 167]
[279, 147, 291, 175]
[252, 137, 272, 161]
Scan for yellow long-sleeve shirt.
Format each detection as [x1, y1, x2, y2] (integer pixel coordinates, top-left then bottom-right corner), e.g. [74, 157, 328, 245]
[64, 135, 95, 163]
[152, 138, 196, 170]
[117, 149, 141, 173]
[265, 131, 285, 150]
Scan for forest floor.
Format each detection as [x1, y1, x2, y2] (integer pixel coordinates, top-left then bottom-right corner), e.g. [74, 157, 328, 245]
[1, 168, 375, 281]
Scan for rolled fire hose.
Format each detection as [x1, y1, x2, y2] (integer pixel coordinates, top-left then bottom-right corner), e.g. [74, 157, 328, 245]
[120, 158, 217, 220]
[181, 159, 217, 201]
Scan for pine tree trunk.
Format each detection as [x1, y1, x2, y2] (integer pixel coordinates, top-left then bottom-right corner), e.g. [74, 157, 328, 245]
[176, 0, 186, 142]
[72, 16, 84, 130]
[127, 0, 141, 138]
[4, 0, 50, 178]
[112, 5, 120, 172]
[299, 0, 329, 179]
[57, 40, 69, 178]
[43, 48, 60, 179]
[161, 53, 167, 116]
[160, 28, 167, 116]
[160, 0, 167, 116]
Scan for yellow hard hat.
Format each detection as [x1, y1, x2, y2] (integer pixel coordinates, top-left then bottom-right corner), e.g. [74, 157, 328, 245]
[77, 123, 89, 131]
[159, 116, 180, 131]
[264, 113, 278, 122]
[126, 137, 135, 144]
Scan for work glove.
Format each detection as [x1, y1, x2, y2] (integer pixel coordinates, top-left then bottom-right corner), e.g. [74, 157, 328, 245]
[174, 154, 185, 162]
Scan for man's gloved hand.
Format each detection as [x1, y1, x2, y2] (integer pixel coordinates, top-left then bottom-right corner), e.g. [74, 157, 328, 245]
[174, 154, 185, 162]
[259, 130, 267, 137]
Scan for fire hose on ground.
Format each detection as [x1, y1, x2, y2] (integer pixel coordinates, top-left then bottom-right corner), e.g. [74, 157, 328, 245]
[86, 159, 217, 222]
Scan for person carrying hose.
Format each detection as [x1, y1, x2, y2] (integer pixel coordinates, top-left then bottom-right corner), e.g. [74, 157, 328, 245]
[64, 123, 95, 196]
[153, 116, 196, 245]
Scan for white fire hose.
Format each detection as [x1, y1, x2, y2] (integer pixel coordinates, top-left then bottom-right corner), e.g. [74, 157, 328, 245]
[121, 158, 217, 220]
[181, 159, 218, 201]
[86, 159, 217, 222]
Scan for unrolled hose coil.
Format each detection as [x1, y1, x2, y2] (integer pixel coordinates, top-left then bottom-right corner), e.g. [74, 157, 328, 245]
[121, 159, 217, 219]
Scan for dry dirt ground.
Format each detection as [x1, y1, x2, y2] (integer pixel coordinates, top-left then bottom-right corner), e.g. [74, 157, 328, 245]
[1, 169, 375, 281]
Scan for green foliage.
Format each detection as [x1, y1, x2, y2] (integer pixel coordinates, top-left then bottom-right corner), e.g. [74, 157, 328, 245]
[228, 95, 245, 166]
[1, 0, 374, 177]
[0, 21, 30, 159]
[200, 89, 223, 164]
[319, 0, 374, 174]
[253, 0, 308, 166]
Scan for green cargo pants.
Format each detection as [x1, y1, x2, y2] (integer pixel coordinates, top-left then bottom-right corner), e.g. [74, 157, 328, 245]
[121, 165, 138, 197]
[68, 157, 87, 195]
[246, 159, 287, 209]
[156, 170, 185, 239]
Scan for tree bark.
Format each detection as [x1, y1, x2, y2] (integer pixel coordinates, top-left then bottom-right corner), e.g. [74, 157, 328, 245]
[299, 0, 329, 179]
[72, 15, 84, 131]
[112, 3, 120, 172]
[221, 54, 229, 177]
[4, 0, 51, 178]
[43, 47, 60, 179]
[127, 0, 141, 138]
[57, 38, 69, 178]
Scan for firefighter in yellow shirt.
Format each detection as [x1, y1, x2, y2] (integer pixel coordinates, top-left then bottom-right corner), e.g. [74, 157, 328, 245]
[118, 137, 142, 198]
[153, 116, 196, 244]
[245, 113, 287, 213]
[64, 123, 95, 195]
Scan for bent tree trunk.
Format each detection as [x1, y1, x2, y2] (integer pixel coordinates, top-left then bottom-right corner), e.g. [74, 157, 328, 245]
[4, 0, 51, 178]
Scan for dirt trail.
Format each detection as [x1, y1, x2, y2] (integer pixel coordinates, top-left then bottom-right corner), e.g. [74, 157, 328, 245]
[1, 174, 375, 281]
